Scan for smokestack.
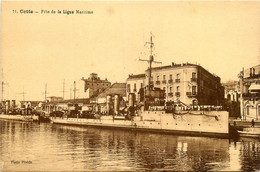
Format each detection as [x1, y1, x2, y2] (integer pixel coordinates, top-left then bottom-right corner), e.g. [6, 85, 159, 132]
[12, 100, 16, 108]
[114, 95, 119, 115]
[6, 100, 10, 114]
[106, 95, 112, 115]
[129, 93, 135, 107]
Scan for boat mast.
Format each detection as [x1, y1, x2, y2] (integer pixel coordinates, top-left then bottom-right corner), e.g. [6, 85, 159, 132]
[148, 35, 154, 91]
[1, 68, 8, 102]
[1, 81, 4, 102]
[17, 87, 26, 102]
[139, 33, 162, 95]
[73, 81, 76, 103]
[43, 83, 48, 102]
[60, 79, 66, 100]
[63, 79, 65, 99]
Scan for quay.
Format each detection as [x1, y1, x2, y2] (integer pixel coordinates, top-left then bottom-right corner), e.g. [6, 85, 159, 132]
[1, 37, 259, 139]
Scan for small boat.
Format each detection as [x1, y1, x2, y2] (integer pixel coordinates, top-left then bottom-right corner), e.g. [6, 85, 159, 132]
[238, 127, 260, 139]
[23, 116, 34, 122]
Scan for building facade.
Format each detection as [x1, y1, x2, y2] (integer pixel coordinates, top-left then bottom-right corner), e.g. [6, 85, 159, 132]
[126, 74, 145, 102]
[240, 64, 260, 120]
[81, 73, 111, 98]
[222, 81, 240, 102]
[127, 63, 224, 106]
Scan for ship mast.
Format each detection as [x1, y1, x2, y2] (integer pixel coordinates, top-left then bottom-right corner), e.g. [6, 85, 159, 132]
[60, 79, 66, 100]
[1, 68, 8, 102]
[17, 87, 26, 102]
[42, 83, 48, 102]
[139, 33, 162, 93]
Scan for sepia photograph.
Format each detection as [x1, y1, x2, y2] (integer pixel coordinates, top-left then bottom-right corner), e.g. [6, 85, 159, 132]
[1, 1, 260, 171]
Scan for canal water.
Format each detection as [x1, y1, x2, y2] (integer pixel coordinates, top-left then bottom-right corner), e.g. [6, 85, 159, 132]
[1, 119, 259, 171]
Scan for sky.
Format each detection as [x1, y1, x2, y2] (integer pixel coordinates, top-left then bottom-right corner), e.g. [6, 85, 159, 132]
[1, 1, 260, 101]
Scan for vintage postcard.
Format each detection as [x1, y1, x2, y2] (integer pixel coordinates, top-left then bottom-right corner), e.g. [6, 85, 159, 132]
[1, 1, 260, 171]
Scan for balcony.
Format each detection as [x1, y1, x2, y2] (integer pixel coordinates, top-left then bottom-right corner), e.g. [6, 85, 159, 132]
[175, 79, 180, 83]
[186, 92, 197, 97]
[191, 78, 197, 82]
[168, 92, 173, 97]
[242, 93, 260, 100]
[133, 89, 137, 92]
[168, 79, 173, 84]
[155, 81, 160, 85]
[175, 92, 180, 97]
[162, 80, 167, 84]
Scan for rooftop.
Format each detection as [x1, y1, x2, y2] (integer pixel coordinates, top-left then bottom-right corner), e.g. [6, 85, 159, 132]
[96, 83, 126, 98]
[46, 98, 90, 104]
[128, 74, 146, 79]
[149, 62, 198, 71]
[127, 62, 220, 80]
[81, 73, 110, 83]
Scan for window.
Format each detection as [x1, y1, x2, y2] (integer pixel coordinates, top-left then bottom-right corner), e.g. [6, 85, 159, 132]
[176, 86, 180, 92]
[163, 75, 166, 80]
[169, 87, 172, 92]
[140, 83, 143, 88]
[192, 72, 196, 78]
[169, 74, 172, 80]
[192, 86, 196, 93]
[177, 73, 180, 79]
[157, 76, 160, 81]
[163, 87, 166, 90]
[134, 83, 136, 90]
[127, 84, 131, 92]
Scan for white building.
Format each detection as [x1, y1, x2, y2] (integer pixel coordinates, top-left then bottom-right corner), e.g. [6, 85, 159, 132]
[126, 63, 224, 106]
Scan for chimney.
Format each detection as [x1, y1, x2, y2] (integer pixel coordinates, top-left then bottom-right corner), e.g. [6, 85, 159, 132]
[250, 68, 252, 77]
[172, 62, 175, 66]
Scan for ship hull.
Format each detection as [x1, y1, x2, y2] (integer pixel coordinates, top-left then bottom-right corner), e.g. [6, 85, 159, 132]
[51, 110, 229, 138]
[238, 127, 260, 139]
[0, 114, 34, 122]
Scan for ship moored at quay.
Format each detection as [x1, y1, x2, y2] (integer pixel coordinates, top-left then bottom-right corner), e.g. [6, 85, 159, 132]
[51, 36, 229, 138]
[1, 35, 230, 138]
[51, 105, 229, 138]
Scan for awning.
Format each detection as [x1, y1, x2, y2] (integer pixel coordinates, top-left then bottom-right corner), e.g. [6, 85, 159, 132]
[249, 83, 260, 91]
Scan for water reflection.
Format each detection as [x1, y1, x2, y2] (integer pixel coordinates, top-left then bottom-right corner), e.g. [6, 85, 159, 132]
[1, 120, 259, 171]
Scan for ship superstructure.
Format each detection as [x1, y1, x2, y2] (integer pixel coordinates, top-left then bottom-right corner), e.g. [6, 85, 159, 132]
[51, 35, 229, 137]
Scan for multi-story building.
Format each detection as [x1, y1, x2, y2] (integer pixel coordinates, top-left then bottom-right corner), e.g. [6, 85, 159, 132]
[127, 63, 224, 106]
[126, 74, 145, 102]
[222, 81, 240, 102]
[81, 73, 111, 98]
[239, 64, 260, 120]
